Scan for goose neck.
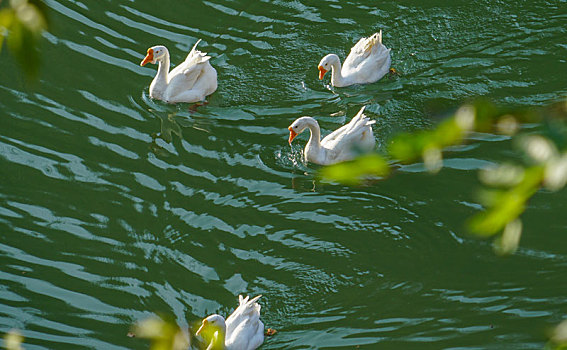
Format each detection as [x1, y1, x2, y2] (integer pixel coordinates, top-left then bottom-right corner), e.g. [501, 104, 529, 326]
[329, 56, 346, 87]
[305, 118, 322, 149]
[155, 51, 170, 84]
[206, 329, 226, 350]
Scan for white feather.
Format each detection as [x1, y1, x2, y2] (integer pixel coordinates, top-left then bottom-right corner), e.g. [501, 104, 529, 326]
[288, 106, 376, 165]
[318, 30, 391, 87]
[197, 295, 264, 350]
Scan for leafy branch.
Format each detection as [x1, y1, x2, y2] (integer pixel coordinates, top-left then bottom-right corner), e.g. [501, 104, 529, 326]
[320, 98, 567, 254]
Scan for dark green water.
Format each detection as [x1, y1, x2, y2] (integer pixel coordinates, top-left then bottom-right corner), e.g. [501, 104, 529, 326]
[1, 0, 566, 348]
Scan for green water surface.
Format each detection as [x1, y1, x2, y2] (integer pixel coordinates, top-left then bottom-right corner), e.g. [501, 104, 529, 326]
[1, 0, 566, 349]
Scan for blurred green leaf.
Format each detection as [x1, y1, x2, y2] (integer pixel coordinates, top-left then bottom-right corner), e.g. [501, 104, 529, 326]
[319, 154, 390, 185]
[4, 330, 24, 350]
[468, 166, 543, 237]
[389, 105, 474, 166]
[518, 135, 558, 164]
[431, 118, 461, 147]
[544, 154, 567, 191]
[0, 0, 48, 79]
[493, 219, 522, 255]
[495, 114, 519, 135]
[547, 319, 567, 350]
[468, 193, 526, 237]
[479, 163, 525, 188]
[473, 99, 501, 132]
[132, 316, 190, 350]
[0, 8, 15, 52]
[389, 130, 438, 163]
[422, 146, 443, 173]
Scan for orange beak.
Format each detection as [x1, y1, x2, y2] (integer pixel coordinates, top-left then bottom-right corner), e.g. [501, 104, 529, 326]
[288, 127, 298, 144]
[196, 319, 207, 336]
[140, 48, 154, 66]
[318, 66, 327, 80]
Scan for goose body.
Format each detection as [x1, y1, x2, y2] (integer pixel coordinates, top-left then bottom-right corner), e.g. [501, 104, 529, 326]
[318, 30, 391, 87]
[140, 40, 217, 103]
[196, 295, 264, 350]
[288, 106, 376, 165]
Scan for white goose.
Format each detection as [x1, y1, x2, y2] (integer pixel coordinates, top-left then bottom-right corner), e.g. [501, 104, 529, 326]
[140, 40, 217, 103]
[288, 106, 376, 165]
[318, 30, 391, 87]
[196, 295, 264, 350]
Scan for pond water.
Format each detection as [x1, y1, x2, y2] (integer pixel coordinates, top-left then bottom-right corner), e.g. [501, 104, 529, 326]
[1, 0, 566, 349]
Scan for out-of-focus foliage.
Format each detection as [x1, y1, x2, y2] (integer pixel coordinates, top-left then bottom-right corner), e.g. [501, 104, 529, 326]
[319, 98, 567, 254]
[546, 319, 567, 350]
[131, 316, 190, 350]
[319, 154, 390, 185]
[3, 330, 24, 350]
[131, 315, 228, 350]
[0, 0, 48, 78]
[390, 105, 476, 172]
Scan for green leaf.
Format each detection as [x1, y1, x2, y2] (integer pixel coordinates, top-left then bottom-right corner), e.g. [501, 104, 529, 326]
[472, 99, 501, 132]
[547, 319, 567, 350]
[0, 0, 48, 79]
[389, 132, 430, 163]
[0, 8, 15, 53]
[132, 316, 190, 350]
[467, 194, 526, 236]
[479, 163, 525, 188]
[544, 154, 567, 191]
[493, 219, 522, 255]
[319, 153, 390, 185]
[433, 117, 466, 147]
[388, 106, 474, 166]
[468, 166, 543, 236]
[4, 330, 24, 350]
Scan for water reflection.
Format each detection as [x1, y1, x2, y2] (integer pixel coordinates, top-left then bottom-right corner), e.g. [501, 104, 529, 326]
[149, 113, 182, 156]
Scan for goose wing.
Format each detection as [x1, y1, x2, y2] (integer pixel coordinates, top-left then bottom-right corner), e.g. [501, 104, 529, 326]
[342, 31, 391, 81]
[225, 295, 263, 339]
[343, 32, 382, 70]
[322, 106, 371, 144]
[321, 107, 375, 161]
[169, 39, 211, 89]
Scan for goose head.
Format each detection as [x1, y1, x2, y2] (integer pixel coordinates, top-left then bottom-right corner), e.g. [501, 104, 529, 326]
[317, 54, 340, 80]
[288, 117, 313, 144]
[196, 314, 226, 338]
[140, 45, 168, 66]
[196, 314, 227, 349]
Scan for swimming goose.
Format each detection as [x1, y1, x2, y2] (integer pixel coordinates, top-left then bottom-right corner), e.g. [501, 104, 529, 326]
[288, 106, 376, 165]
[318, 30, 391, 87]
[140, 40, 217, 103]
[196, 295, 264, 350]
